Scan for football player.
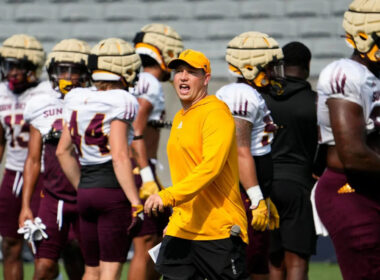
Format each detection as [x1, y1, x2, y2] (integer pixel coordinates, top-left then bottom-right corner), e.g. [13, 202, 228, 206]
[56, 38, 143, 280]
[315, 0, 380, 278]
[216, 31, 281, 280]
[19, 38, 91, 280]
[130, 23, 183, 280]
[0, 34, 49, 280]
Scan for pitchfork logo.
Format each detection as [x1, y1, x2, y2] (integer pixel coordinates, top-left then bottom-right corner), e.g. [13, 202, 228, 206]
[330, 68, 346, 94]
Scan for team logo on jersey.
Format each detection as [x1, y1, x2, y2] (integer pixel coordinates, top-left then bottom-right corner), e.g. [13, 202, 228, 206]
[337, 183, 355, 194]
[330, 68, 347, 95]
[177, 121, 182, 129]
[137, 79, 150, 96]
[233, 100, 248, 117]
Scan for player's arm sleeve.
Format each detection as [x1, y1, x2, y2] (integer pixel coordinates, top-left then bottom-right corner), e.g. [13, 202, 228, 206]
[137, 76, 160, 106]
[216, 89, 257, 124]
[113, 93, 139, 124]
[322, 67, 363, 106]
[159, 109, 235, 207]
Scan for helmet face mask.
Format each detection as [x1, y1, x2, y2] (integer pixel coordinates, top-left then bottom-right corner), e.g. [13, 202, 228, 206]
[267, 60, 286, 94]
[1, 58, 36, 77]
[49, 62, 90, 95]
[365, 33, 380, 62]
[0, 57, 38, 93]
[269, 60, 285, 80]
[251, 61, 286, 93]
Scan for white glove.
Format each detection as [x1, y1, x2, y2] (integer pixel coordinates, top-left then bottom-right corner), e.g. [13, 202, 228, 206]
[33, 217, 48, 241]
[17, 217, 48, 254]
[17, 219, 34, 241]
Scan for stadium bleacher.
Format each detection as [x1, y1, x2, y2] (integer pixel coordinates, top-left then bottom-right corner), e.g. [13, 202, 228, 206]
[0, 0, 348, 266]
[0, 0, 352, 79]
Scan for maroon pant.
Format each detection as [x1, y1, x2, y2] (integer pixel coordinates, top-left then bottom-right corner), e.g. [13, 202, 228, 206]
[77, 187, 132, 266]
[0, 169, 43, 239]
[35, 190, 80, 261]
[315, 168, 380, 280]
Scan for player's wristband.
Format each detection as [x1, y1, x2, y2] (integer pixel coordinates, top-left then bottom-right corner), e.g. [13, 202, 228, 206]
[140, 166, 155, 183]
[246, 185, 264, 208]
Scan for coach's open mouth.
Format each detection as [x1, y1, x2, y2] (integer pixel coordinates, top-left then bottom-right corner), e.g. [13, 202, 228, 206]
[179, 84, 190, 94]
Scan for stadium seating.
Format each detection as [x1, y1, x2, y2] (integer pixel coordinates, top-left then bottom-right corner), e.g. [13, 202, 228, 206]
[0, 0, 352, 79]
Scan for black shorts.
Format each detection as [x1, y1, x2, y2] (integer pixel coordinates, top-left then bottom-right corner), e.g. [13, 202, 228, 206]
[269, 179, 317, 256]
[156, 235, 249, 280]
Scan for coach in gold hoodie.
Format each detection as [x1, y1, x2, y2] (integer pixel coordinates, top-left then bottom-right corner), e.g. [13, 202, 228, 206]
[144, 49, 249, 280]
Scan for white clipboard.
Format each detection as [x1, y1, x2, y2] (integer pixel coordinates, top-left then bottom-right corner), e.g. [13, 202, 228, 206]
[148, 242, 162, 263]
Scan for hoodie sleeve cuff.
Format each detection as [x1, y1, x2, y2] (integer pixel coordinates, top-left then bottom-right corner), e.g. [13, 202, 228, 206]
[158, 188, 175, 207]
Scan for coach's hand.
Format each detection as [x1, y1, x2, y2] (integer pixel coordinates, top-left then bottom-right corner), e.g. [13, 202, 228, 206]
[144, 194, 164, 217]
[139, 181, 160, 200]
[250, 200, 269, 231]
[127, 204, 144, 237]
[19, 206, 34, 229]
[266, 198, 280, 230]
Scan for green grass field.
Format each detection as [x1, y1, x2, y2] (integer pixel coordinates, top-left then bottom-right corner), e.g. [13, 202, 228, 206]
[0, 261, 342, 279]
